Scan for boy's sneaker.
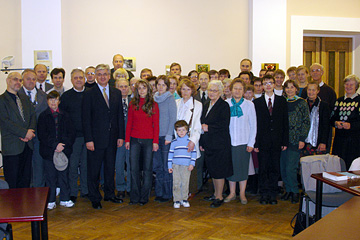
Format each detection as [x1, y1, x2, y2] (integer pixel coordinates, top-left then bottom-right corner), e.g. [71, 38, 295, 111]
[181, 200, 190, 208]
[60, 200, 75, 208]
[173, 201, 181, 209]
[47, 202, 56, 210]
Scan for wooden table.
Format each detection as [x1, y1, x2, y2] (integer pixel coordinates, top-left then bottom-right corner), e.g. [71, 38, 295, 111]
[0, 187, 49, 240]
[311, 171, 360, 220]
[293, 196, 360, 239]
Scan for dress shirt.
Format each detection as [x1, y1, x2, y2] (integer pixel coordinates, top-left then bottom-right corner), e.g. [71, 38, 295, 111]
[73, 86, 85, 93]
[23, 86, 37, 103]
[199, 89, 208, 100]
[177, 97, 194, 120]
[97, 83, 109, 99]
[274, 89, 283, 96]
[265, 93, 275, 108]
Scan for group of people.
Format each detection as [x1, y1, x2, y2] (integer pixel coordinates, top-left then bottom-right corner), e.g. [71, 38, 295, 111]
[1, 54, 360, 210]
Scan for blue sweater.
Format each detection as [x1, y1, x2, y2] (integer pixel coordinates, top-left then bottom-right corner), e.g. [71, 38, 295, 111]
[168, 135, 197, 169]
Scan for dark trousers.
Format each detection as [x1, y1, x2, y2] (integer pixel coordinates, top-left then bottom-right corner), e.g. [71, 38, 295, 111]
[130, 138, 153, 203]
[69, 137, 88, 197]
[44, 159, 70, 202]
[258, 147, 281, 198]
[32, 136, 45, 187]
[87, 145, 117, 203]
[153, 136, 172, 199]
[3, 144, 32, 189]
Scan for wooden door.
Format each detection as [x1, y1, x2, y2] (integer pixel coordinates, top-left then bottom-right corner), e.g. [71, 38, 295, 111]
[303, 37, 352, 97]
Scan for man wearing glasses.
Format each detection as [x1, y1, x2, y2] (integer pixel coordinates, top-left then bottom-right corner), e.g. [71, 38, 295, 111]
[85, 66, 96, 88]
[253, 75, 288, 205]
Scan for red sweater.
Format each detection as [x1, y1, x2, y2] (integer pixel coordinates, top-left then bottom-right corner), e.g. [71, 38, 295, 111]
[125, 98, 160, 143]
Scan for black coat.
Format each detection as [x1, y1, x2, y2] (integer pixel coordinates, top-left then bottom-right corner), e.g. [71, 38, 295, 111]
[37, 107, 75, 160]
[82, 84, 125, 149]
[253, 95, 289, 150]
[307, 98, 330, 147]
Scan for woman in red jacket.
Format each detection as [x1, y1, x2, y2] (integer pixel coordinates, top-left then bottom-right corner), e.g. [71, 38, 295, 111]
[125, 80, 159, 205]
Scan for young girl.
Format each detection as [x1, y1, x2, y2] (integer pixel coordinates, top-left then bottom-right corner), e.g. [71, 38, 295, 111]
[125, 80, 159, 205]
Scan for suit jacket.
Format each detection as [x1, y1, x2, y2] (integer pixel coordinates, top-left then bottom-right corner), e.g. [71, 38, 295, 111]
[37, 107, 75, 159]
[82, 84, 125, 149]
[194, 91, 210, 107]
[253, 94, 289, 150]
[0, 91, 36, 155]
[18, 87, 48, 119]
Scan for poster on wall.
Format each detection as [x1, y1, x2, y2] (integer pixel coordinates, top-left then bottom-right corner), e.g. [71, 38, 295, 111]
[261, 63, 279, 71]
[196, 64, 210, 73]
[124, 57, 136, 71]
[34, 50, 52, 81]
[165, 65, 170, 75]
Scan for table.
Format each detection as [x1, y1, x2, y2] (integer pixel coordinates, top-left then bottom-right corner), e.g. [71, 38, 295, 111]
[293, 196, 360, 239]
[311, 171, 360, 220]
[0, 187, 49, 240]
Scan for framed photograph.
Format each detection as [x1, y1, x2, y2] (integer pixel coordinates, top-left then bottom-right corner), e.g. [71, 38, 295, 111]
[123, 57, 136, 71]
[196, 64, 210, 73]
[261, 63, 279, 71]
[165, 65, 170, 75]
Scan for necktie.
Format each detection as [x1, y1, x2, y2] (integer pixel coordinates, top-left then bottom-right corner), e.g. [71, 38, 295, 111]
[123, 98, 128, 118]
[27, 91, 32, 102]
[39, 84, 43, 91]
[103, 88, 109, 107]
[16, 95, 25, 122]
[201, 92, 206, 104]
[268, 98, 273, 116]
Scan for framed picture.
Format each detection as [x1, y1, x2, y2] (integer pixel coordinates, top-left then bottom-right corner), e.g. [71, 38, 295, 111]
[123, 57, 136, 71]
[165, 65, 170, 75]
[261, 63, 279, 71]
[196, 64, 210, 73]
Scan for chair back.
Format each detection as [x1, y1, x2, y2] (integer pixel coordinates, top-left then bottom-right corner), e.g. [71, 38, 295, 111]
[349, 157, 360, 171]
[0, 179, 9, 190]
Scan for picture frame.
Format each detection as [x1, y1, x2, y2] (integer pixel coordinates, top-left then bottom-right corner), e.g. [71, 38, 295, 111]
[123, 57, 136, 71]
[165, 65, 170, 75]
[261, 63, 279, 71]
[196, 64, 210, 73]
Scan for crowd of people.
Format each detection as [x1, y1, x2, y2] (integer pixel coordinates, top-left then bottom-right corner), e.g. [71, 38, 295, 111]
[1, 54, 360, 210]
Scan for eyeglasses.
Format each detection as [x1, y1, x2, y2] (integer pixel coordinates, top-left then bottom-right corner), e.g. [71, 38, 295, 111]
[311, 69, 322, 72]
[263, 82, 274, 86]
[208, 89, 219, 93]
[86, 72, 95, 75]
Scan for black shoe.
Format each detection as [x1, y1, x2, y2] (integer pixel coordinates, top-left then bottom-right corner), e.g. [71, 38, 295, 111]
[129, 201, 138, 205]
[104, 197, 123, 203]
[291, 193, 300, 204]
[92, 201, 102, 209]
[116, 191, 125, 199]
[259, 196, 268, 205]
[269, 196, 278, 205]
[139, 201, 147, 206]
[154, 196, 163, 202]
[80, 194, 89, 199]
[210, 199, 224, 208]
[204, 195, 216, 202]
[280, 192, 291, 201]
[70, 196, 77, 203]
[158, 197, 170, 203]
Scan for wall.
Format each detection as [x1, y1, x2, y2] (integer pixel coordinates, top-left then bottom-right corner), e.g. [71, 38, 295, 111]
[61, 0, 249, 84]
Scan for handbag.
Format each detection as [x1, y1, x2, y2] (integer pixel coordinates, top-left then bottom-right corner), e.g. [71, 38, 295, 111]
[290, 211, 315, 236]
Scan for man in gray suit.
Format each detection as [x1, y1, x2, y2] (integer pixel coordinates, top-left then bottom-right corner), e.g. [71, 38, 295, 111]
[34, 64, 53, 92]
[0, 72, 36, 188]
[19, 69, 48, 187]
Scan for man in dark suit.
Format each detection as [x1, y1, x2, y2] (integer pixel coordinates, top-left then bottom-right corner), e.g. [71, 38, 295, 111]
[34, 64, 53, 92]
[0, 72, 36, 188]
[82, 64, 125, 209]
[18, 69, 48, 187]
[109, 54, 134, 87]
[253, 75, 289, 205]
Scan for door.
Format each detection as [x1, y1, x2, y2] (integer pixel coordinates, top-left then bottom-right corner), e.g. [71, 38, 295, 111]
[303, 37, 352, 97]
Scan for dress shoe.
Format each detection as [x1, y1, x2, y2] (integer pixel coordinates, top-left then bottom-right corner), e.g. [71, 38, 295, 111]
[92, 202, 102, 209]
[259, 196, 268, 205]
[139, 201, 148, 206]
[129, 201, 138, 205]
[210, 199, 224, 208]
[116, 191, 125, 199]
[70, 196, 77, 203]
[204, 195, 216, 202]
[291, 193, 300, 204]
[104, 197, 123, 203]
[281, 192, 292, 201]
[269, 197, 278, 205]
[158, 198, 170, 203]
[224, 195, 236, 203]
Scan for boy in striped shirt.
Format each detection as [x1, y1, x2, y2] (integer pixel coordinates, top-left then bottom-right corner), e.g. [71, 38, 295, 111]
[168, 120, 197, 208]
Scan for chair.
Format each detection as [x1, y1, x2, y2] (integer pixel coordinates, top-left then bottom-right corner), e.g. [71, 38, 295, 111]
[349, 157, 360, 171]
[300, 154, 353, 223]
[0, 180, 13, 240]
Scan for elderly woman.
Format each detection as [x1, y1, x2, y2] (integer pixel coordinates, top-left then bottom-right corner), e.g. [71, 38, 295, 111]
[153, 75, 177, 202]
[280, 80, 310, 204]
[200, 80, 233, 208]
[301, 81, 330, 156]
[113, 68, 129, 81]
[224, 79, 256, 205]
[330, 74, 360, 169]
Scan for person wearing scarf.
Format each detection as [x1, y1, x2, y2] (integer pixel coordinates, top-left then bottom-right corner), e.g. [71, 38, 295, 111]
[225, 79, 257, 204]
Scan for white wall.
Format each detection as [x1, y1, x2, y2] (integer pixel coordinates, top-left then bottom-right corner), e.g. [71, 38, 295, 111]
[61, 0, 249, 83]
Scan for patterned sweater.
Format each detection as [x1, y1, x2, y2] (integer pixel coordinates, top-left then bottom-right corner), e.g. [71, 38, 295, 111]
[286, 96, 310, 149]
[168, 135, 197, 169]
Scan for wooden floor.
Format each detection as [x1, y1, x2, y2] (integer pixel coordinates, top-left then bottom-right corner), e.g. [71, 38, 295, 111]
[8, 185, 298, 240]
